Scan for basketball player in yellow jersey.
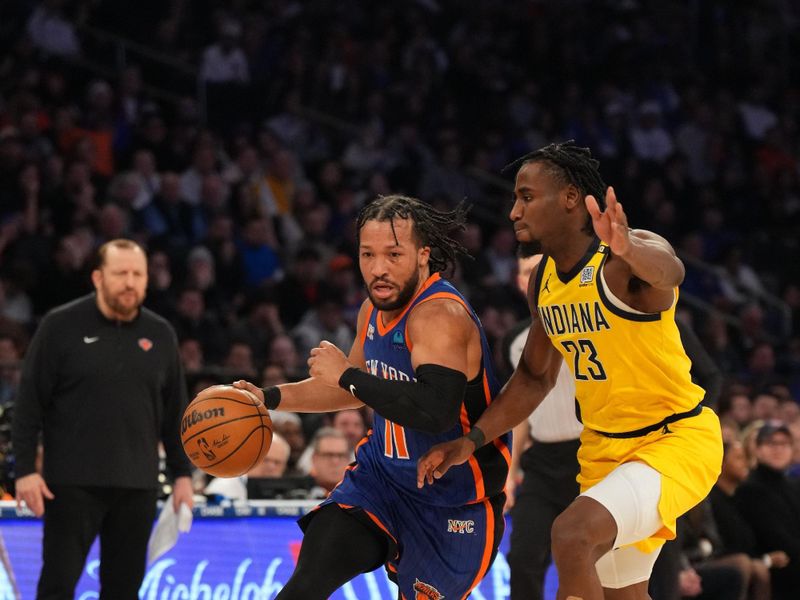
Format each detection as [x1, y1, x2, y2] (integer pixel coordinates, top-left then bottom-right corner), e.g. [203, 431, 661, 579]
[417, 141, 723, 600]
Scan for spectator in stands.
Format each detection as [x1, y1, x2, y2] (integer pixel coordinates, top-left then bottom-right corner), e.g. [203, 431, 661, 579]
[136, 171, 201, 249]
[276, 246, 324, 328]
[709, 439, 787, 599]
[331, 409, 368, 451]
[223, 340, 257, 379]
[26, 0, 80, 58]
[269, 411, 306, 476]
[178, 337, 204, 374]
[735, 422, 800, 600]
[172, 287, 228, 364]
[291, 290, 354, 360]
[267, 334, 306, 382]
[238, 217, 282, 287]
[752, 392, 780, 422]
[718, 391, 754, 432]
[629, 101, 674, 164]
[200, 19, 250, 84]
[203, 432, 291, 502]
[307, 427, 352, 499]
[0, 335, 22, 408]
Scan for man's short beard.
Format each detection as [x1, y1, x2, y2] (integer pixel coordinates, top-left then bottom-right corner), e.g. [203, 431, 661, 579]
[102, 286, 143, 318]
[367, 269, 420, 311]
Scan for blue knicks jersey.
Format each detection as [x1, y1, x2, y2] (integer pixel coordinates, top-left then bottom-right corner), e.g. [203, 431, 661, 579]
[355, 273, 510, 506]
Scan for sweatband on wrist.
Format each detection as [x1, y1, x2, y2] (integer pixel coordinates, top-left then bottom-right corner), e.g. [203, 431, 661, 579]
[466, 426, 486, 449]
[262, 386, 282, 410]
[338, 364, 467, 434]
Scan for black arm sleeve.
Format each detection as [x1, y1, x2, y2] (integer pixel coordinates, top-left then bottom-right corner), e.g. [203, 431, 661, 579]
[338, 363, 467, 434]
[677, 319, 723, 409]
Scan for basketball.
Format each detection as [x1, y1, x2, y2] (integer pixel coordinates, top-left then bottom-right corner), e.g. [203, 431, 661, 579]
[181, 385, 273, 478]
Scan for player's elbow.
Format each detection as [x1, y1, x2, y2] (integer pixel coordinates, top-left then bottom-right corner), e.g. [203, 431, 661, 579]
[426, 403, 462, 434]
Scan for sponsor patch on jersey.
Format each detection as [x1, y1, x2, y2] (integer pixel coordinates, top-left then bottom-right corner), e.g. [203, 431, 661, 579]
[580, 266, 595, 285]
[392, 330, 405, 348]
[413, 579, 444, 599]
[138, 337, 153, 351]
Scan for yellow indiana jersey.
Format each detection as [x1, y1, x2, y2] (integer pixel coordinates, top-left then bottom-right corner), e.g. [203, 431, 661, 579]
[535, 238, 721, 552]
[534, 239, 704, 434]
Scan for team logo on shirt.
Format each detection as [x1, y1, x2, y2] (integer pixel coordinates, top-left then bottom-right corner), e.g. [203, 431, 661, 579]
[367, 323, 375, 340]
[580, 266, 595, 285]
[138, 337, 153, 351]
[413, 579, 444, 599]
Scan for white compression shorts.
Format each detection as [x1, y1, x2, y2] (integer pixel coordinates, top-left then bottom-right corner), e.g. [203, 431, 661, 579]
[580, 461, 664, 589]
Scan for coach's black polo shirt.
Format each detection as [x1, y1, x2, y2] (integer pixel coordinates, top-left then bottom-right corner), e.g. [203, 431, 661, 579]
[13, 294, 192, 488]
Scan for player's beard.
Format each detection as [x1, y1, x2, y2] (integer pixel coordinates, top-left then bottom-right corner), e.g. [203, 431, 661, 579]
[101, 284, 144, 320]
[367, 269, 420, 312]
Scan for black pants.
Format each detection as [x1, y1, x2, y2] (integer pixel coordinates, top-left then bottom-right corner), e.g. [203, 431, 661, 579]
[507, 438, 581, 600]
[37, 485, 158, 600]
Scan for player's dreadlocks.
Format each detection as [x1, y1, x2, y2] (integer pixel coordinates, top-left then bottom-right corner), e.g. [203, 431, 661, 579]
[356, 195, 469, 274]
[505, 140, 607, 235]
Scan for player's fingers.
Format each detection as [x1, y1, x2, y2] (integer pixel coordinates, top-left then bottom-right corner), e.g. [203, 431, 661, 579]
[416, 453, 440, 488]
[585, 195, 600, 218]
[432, 453, 459, 479]
[233, 380, 255, 392]
[615, 201, 628, 225]
[605, 186, 617, 210]
[319, 340, 333, 348]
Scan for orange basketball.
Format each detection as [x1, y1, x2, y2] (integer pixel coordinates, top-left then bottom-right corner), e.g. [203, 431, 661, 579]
[181, 385, 273, 477]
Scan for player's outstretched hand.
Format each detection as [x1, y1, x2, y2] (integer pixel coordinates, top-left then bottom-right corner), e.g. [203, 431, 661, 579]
[15, 473, 54, 517]
[416, 437, 476, 488]
[231, 380, 265, 404]
[585, 186, 631, 256]
[308, 340, 353, 388]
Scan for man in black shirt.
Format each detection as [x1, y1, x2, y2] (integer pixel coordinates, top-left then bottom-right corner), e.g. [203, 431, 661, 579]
[12, 238, 193, 600]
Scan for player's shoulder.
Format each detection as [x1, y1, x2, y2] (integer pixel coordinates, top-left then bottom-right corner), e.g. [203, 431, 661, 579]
[407, 293, 474, 339]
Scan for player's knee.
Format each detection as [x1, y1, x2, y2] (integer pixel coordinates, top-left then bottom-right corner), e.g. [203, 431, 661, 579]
[551, 509, 611, 561]
[551, 511, 593, 560]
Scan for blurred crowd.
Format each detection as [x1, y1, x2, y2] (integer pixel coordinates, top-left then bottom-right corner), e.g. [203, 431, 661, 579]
[1, 1, 800, 593]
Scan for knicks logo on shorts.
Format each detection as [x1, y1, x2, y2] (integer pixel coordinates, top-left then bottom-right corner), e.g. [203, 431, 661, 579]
[413, 579, 444, 600]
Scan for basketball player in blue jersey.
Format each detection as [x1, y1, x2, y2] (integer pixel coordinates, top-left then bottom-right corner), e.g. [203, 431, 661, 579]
[418, 142, 722, 600]
[232, 195, 510, 600]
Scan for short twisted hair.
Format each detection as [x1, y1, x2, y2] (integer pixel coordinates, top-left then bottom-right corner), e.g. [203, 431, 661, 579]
[356, 195, 469, 273]
[505, 140, 607, 235]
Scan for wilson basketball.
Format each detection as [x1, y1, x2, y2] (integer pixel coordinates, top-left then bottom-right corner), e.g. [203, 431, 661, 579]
[181, 385, 273, 477]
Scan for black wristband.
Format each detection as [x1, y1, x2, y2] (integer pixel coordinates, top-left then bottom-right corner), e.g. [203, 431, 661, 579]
[262, 386, 281, 410]
[466, 426, 486, 449]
